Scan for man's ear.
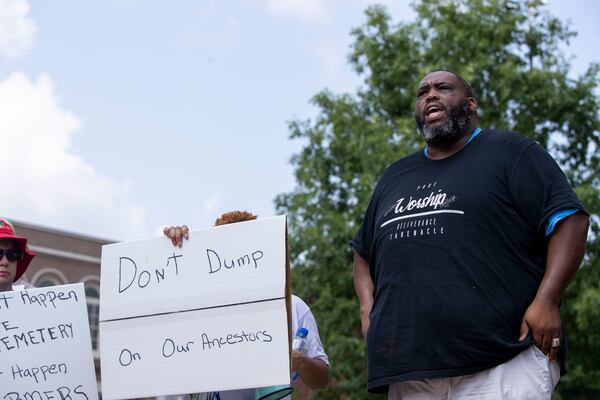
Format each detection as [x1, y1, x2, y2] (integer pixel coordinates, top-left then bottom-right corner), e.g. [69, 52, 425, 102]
[468, 97, 477, 113]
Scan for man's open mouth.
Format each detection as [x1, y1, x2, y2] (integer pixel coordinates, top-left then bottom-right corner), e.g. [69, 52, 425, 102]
[425, 104, 445, 121]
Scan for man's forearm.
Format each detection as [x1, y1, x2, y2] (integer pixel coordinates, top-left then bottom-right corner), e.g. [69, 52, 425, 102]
[537, 212, 589, 304]
[297, 357, 329, 389]
[519, 212, 589, 357]
[353, 252, 374, 337]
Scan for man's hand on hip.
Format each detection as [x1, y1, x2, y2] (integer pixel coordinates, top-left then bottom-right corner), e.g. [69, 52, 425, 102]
[519, 297, 562, 361]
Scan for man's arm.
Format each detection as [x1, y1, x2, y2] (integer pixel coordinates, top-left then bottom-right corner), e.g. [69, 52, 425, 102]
[519, 212, 589, 360]
[353, 251, 374, 339]
[291, 352, 329, 389]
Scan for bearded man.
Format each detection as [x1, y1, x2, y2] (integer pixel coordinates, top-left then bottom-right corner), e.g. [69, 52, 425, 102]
[351, 70, 589, 399]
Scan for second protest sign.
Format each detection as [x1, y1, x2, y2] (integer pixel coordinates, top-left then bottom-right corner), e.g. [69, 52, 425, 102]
[0, 283, 98, 400]
[99, 215, 289, 399]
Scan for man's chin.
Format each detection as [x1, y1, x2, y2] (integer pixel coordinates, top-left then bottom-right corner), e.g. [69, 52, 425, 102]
[423, 118, 446, 128]
[423, 131, 462, 147]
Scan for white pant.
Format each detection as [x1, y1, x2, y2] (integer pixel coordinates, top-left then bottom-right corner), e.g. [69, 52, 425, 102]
[389, 346, 560, 400]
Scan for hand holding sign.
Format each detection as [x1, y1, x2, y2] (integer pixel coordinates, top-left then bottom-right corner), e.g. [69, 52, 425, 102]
[163, 225, 189, 248]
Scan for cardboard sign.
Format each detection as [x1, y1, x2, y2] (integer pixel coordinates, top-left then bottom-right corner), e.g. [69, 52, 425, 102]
[0, 283, 98, 400]
[99, 215, 289, 399]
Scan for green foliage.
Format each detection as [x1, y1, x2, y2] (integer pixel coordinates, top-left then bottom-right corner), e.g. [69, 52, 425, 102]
[277, 1, 600, 398]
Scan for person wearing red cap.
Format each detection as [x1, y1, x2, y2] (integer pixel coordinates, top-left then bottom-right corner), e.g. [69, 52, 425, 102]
[0, 218, 36, 292]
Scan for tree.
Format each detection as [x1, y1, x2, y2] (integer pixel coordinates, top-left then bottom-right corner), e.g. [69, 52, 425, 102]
[275, 1, 600, 398]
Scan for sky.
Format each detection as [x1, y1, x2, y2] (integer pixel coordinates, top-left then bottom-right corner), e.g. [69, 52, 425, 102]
[0, 0, 598, 242]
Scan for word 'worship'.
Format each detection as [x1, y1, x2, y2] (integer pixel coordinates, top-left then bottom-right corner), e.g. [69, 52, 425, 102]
[394, 190, 449, 214]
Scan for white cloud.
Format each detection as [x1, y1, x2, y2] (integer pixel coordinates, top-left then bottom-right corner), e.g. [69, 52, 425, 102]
[201, 195, 220, 216]
[263, 0, 326, 20]
[0, 0, 37, 58]
[0, 72, 146, 241]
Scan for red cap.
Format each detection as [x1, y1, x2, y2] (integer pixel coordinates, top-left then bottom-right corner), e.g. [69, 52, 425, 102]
[0, 218, 36, 281]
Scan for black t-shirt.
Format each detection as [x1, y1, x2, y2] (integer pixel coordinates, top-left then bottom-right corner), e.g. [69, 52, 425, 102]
[350, 129, 586, 393]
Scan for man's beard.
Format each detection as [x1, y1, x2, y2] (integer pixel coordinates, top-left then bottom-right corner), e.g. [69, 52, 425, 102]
[415, 100, 471, 147]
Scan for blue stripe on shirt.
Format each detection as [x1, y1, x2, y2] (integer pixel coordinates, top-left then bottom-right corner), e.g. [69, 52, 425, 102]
[545, 209, 580, 236]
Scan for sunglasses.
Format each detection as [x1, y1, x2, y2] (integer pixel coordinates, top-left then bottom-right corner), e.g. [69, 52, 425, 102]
[0, 248, 24, 262]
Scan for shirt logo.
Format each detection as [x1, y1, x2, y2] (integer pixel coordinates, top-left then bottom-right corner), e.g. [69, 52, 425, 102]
[380, 182, 465, 240]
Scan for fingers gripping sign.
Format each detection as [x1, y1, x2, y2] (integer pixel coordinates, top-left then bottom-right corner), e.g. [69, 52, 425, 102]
[519, 297, 562, 361]
[163, 225, 189, 248]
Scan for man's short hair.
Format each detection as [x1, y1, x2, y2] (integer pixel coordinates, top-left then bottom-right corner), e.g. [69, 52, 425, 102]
[214, 211, 257, 226]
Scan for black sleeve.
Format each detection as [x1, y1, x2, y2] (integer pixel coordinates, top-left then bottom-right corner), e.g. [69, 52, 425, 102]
[508, 142, 587, 236]
[350, 188, 378, 264]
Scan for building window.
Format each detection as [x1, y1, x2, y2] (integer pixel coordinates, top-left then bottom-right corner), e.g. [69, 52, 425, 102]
[85, 286, 100, 354]
[31, 268, 67, 287]
[37, 278, 60, 287]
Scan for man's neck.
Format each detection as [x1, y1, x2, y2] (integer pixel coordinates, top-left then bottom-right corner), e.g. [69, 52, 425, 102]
[426, 123, 478, 160]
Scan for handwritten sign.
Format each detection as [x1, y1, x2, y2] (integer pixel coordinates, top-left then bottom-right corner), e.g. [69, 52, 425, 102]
[0, 283, 98, 400]
[99, 215, 289, 399]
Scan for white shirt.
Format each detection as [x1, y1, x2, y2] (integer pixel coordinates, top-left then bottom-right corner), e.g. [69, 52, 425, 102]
[188, 295, 329, 400]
